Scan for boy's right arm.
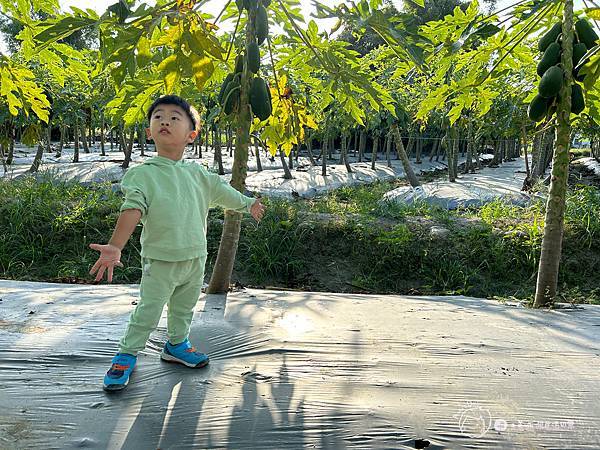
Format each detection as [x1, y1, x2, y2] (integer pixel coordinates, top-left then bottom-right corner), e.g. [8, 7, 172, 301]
[89, 208, 142, 283]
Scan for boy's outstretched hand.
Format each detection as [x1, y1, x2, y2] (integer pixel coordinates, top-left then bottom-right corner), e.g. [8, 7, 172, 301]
[250, 198, 266, 222]
[89, 243, 123, 283]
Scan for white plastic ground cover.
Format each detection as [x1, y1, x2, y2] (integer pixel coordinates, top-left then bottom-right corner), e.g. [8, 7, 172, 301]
[1, 280, 599, 449]
[3, 145, 471, 199]
[578, 157, 600, 177]
[383, 158, 531, 209]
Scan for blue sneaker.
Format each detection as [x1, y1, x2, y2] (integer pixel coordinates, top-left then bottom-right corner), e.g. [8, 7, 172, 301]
[161, 339, 209, 368]
[103, 353, 137, 391]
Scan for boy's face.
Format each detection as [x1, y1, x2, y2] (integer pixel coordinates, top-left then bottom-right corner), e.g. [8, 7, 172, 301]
[146, 104, 197, 151]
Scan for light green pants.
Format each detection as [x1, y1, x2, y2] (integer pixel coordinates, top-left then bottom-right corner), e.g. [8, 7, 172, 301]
[119, 256, 206, 356]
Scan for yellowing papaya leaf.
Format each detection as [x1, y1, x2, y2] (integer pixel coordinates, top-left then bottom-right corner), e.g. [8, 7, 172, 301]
[164, 69, 180, 94]
[7, 92, 22, 116]
[157, 54, 177, 72]
[190, 54, 214, 89]
[137, 35, 152, 67]
[585, 8, 600, 20]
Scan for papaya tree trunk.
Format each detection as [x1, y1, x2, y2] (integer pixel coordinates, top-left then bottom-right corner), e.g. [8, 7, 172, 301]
[73, 119, 80, 163]
[342, 134, 353, 173]
[6, 124, 14, 165]
[543, 130, 556, 173]
[371, 135, 379, 170]
[80, 121, 90, 154]
[228, 127, 234, 158]
[138, 125, 146, 157]
[28, 131, 46, 173]
[207, 9, 256, 294]
[358, 130, 365, 162]
[121, 128, 135, 169]
[534, 0, 574, 308]
[522, 125, 530, 179]
[254, 137, 263, 172]
[491, 139, 500, 166]
[280, 147, 293, 179]
[453, 130, 460, 179]
[391, 123, 420, 187]
[531, 132, 542, 179]
[214, 130, 224, 175]
[0, 143, 6, 173]
[448, 129, 457, 182]
[321, 135, 328, 176]
[45, 122, 52, 153]
[537, 133, 548, 178]
[203, 124, 209, 159]
[88, 109, 94, 147]
[429, 138, 439, 162]
[464, 121, 474, 174]
[212, 129, 218, 163]
[385, 131, 392, 167]
[406, 133, 415, 159]
[100, 114, 106, 156]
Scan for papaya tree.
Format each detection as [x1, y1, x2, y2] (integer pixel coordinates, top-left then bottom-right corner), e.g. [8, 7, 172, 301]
[208, 4, 397, 292]
[533, 0, 578, 306]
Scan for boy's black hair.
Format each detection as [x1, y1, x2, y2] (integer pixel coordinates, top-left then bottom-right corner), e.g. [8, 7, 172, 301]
[147, 95, 199, 131]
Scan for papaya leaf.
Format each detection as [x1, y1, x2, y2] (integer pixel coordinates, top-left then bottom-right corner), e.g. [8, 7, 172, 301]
[586, 8, 600, 20]
[33, 16, 97, 46]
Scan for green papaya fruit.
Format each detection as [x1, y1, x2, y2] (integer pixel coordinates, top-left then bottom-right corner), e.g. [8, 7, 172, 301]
[223, 74, 241, 115]
[575, 19, 599, 50]
[235, 54, 244, 74]
[256, 5, 268, 45]
[573, 42, 588, 69]
[247, 41, 260, 73]
[538, 65, 563, 98]
[528, 94, 551, 122]
[218, 73, 234, 106]
[572, 42, 588, 81]
[249, 76, 272, 121]
[571, 82, 585, 115]
[538, 22, 562, 52]
[537, 42, 560, 77]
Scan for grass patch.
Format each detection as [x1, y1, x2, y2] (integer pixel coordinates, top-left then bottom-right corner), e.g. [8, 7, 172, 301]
[1, 175, 599, 304]
[570, 148, 592, 159]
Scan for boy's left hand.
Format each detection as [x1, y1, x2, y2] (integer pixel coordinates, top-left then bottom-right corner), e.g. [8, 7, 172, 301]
[250, 198, 266, 222]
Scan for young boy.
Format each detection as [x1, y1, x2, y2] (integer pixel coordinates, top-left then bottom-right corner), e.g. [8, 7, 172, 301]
[90, 95, 265, 391]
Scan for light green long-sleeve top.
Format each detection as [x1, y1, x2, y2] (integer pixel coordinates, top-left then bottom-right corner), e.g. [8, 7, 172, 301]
[119, 155, 255, 262]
